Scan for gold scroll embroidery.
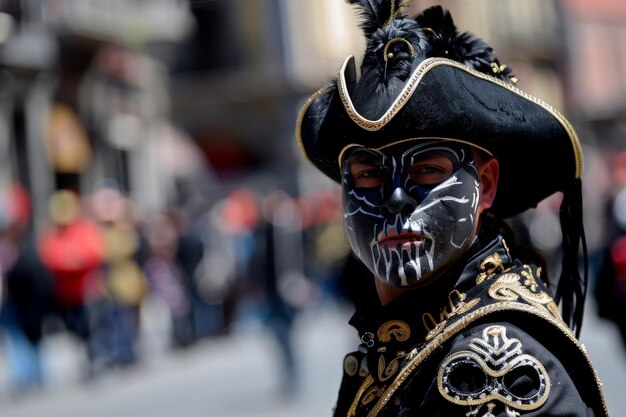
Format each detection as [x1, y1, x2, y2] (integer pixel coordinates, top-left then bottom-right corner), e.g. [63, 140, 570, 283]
[423, 290, 480, 341]
[488, 266, 561, 321]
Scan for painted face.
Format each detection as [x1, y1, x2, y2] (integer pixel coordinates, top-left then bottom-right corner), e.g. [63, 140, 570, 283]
[342, 140, 481, 287]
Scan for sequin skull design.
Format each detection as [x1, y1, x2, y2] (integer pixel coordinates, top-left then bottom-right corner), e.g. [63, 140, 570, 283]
[342, 140, 481, 287]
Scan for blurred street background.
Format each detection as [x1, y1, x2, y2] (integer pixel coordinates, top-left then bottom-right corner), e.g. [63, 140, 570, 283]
[0, 0, 625, 416]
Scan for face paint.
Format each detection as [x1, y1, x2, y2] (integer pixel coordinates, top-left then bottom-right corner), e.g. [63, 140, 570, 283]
[342, 140, 481, 287]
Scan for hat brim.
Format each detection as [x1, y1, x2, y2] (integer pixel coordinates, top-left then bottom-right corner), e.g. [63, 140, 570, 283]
[296, 56, 582, 218]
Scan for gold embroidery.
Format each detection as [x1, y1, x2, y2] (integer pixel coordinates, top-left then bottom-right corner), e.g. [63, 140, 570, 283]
[405, 347, 418, 362]
[348, 375, 374, 417]
[521, 265, 539, 291]
[476, 252, 505, 284]
[349, 348, 417, 415]
[502, 238, 511, 258]
[437, 325, 551, 411]
[448, 290, 481, 316]
[423, 313, 447, 341]
[362, 384, 387, 406]
[488, 269, 562, 321]
[423, 290, 480, 341]
[377, 355, 400, 382]
[365, 302, 608, 417]
[377, 320, 411, 343]
[378, 348, 420, 384]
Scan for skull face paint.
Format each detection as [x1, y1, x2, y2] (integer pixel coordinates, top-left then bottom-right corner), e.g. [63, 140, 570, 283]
[342, 140, 481, 287]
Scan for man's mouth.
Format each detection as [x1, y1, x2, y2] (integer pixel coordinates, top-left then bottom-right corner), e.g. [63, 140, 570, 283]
[377, 230, 429, 248]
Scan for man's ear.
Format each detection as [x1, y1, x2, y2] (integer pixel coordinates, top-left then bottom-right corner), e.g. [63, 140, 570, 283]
[478, 157, 499, 213]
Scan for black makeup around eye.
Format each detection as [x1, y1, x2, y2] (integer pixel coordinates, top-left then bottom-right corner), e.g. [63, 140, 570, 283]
[405, 154, 455, 188]
[346, 148, 385, 166]
[344, 143, 470, 190]
[346, 143, 465, 166]
[346, 149, 389, 189]
[406, 148, 460, 167]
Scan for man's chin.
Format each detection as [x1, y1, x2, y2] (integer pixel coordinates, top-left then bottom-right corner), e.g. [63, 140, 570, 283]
[375, 265, 439, 288]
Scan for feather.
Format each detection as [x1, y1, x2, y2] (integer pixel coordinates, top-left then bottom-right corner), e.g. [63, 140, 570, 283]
[383, 0, 413, 27]
[346, 0, 412, 36]
[414, 6, 515, 83]
[357, 18, 424, 88]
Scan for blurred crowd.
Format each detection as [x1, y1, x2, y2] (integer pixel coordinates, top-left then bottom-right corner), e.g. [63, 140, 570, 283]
[592, 151, 626, 350]
[3, 150, 626, 398]
[0, 179, 353, 395]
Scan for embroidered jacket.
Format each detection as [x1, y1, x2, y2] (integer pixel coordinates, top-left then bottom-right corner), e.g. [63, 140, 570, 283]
[333, 234, 608, 417]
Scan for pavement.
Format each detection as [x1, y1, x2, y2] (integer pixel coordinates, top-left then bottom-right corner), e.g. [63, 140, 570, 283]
[0, 298, 625, 417]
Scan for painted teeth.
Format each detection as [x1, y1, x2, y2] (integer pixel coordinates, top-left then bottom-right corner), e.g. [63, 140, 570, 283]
[372, 238, 435, 285]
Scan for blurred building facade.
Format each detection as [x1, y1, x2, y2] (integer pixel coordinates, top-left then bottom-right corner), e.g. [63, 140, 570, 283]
[0, 0, 196, 234]
[0, 0, 624, 248]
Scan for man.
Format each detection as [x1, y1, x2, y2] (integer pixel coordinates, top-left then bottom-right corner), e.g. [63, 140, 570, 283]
[296, 2, 608, 416]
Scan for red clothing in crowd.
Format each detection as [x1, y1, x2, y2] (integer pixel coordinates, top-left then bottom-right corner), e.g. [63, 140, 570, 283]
[38, 218, 107, 307]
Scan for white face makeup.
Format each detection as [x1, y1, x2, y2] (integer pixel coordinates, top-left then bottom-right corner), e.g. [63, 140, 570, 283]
[342, 140, 481, 287]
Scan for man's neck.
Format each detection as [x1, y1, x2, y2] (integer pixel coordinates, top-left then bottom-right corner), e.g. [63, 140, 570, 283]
[375, 279, 416, 305]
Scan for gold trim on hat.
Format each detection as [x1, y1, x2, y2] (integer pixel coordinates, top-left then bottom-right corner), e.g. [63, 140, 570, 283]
[294, 84, 333, 168]
[335, 55, 583, 178]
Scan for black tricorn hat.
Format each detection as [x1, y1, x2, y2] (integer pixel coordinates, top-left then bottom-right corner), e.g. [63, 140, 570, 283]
[295, 2, 587, 335]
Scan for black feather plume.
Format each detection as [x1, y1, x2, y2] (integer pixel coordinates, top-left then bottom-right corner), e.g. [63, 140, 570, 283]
[346, 0, 412, 36]
[414, 6, 515, 83]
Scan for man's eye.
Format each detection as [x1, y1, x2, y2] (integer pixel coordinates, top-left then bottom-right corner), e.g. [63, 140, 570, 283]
[409, 158, 453, 186]
[351, 164, 388, 188]
[414, 166, 444, 175]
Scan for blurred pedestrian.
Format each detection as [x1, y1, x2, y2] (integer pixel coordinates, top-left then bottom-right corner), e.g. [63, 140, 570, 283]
[296, 2, 606, 416]
[595, 184, 626, 351]
[38, 189, 109, 378]
[90, 181, 148, 367]
[142, 211, 194, 348]
[0, 184, 54, 393]
[171, 210, 206, 338]
[257, 191, 299, 395]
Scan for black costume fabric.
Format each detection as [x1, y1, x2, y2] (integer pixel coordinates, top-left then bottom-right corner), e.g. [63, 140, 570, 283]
[333, 233, 607, 417]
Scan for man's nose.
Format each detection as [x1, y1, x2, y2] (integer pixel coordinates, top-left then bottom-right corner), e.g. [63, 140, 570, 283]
[381, 187, 418, 215]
